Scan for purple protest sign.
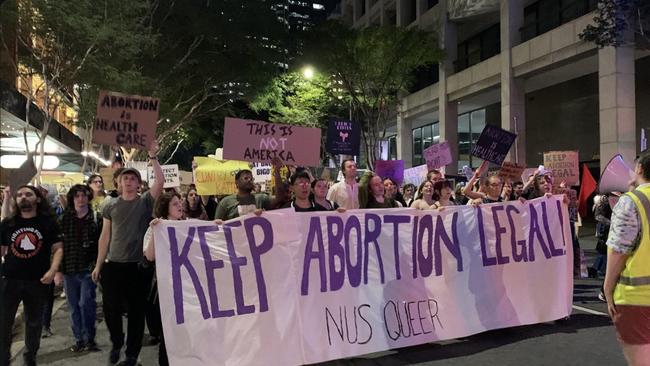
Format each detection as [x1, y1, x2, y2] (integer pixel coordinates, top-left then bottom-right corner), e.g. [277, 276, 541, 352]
[470, 124, 517, 165]
[423, 142, 453, 170]
[375, 160, 405, 186]
[222, 117, 322, 166]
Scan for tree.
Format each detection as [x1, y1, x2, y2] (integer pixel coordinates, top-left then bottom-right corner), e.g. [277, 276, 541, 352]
[302, 21, 443, 170]
[579, 0, 650, 49]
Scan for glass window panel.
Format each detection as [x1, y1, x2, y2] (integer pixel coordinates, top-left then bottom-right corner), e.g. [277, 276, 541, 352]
[412, 127, 422, 156]
[422, 124, 433, 150]
[538, 0, 560, 33]
[432, 122, 440, 144]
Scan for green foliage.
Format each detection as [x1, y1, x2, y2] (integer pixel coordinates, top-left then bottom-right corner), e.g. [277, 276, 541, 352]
[579, 0, 649, 49]
[301, 21, 444, 169]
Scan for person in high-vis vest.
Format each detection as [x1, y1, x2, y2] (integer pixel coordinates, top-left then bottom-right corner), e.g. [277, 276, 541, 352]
[604, 151, 650, 366]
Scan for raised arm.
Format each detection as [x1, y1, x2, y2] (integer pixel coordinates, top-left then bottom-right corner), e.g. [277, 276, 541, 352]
[148, 141, 164, 199]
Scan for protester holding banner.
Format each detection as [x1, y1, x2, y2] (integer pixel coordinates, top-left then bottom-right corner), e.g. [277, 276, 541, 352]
[410, 181, 436, 210]
[283, 171, 317, 212]
[522, 169, 553, 199]
[383, 177, 405, 207]
[143, 192, 185, 366]
[433, 180, 456, 208]
[59, 184, 100, 353]
[327, 159, 359, 209]
[604, 151, 650, 365]
[402, 183, 416, 207]
[1, 185, 63, 366]
[215, 169, 272, 220]
[183, 188, 208, 220]
[311, 179, 339, 211]
[91, 142, 164, 366]
[359, 172, 399, 209]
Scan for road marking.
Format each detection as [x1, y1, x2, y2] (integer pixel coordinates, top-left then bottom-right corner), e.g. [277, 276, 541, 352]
[572, 305, 609, 317]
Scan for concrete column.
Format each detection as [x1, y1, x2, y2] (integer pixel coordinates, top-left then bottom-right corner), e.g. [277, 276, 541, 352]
[598, 45, 636, 171]
[396, 112, 413, 167]
[438, 4, 458, 174]
[500, 0, 526, 166]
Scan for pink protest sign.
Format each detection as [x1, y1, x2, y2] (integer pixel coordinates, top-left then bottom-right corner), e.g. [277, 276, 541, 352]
[375, 160, 405, 186]
[222, 117, 322, 166]
[93, 90, 159, 149]
[423, 142, 453, 170]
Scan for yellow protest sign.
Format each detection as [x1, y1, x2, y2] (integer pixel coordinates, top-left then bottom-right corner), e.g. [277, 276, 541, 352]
[40, 173, 86, 195]
[193, 157, 250, 195]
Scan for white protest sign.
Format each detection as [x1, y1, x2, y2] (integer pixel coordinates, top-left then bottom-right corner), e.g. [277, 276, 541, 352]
[154, 197, 573, 366]
[403, 164, 428, 186]
[148, 164, 180, 188]
[251, 162, 273, 183]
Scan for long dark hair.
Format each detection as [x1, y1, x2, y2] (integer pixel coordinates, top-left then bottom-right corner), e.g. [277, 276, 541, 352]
[13, 185, 54, 218]
[65, 184, 93, 214]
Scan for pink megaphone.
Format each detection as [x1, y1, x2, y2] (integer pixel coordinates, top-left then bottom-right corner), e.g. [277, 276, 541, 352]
[598, 154, 635, 193]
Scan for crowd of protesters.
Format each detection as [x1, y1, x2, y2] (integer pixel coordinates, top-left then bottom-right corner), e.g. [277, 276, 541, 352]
[1, 150, 649, 365]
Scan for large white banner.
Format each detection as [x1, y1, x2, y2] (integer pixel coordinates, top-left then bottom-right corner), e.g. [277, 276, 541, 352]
[153, 196, 573, 366]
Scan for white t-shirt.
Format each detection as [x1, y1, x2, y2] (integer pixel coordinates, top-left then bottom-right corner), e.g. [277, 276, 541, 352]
[327, 180, 359, 209]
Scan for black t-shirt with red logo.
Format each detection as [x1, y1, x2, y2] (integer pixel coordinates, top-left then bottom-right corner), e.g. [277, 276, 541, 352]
[1, 215, 63, 280]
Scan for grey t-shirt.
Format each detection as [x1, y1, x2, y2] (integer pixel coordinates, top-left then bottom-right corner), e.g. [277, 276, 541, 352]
[102, 192, 154, 263]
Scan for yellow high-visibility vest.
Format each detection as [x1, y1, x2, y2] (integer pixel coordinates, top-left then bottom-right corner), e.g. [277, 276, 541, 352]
[613, 185, 650, 306]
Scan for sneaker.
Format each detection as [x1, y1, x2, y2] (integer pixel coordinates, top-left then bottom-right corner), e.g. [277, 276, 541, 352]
[70, 342, 85, 353]
[109, 348, 121, 364]
[86, 341, 100, 352]
[41, 328, 53, 338]
[598, 291, 606, 302]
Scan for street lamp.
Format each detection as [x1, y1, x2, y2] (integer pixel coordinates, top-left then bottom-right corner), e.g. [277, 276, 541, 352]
[302, 66, 314, 80]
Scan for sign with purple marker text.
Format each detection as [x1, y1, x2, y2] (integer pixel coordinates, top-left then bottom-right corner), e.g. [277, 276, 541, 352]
[154, 197, 573, 366]
[423, 142, 453, 170]
[470, 125, 517, 166]
[222, 117, 322, 166]
[94, 90, 159, 149]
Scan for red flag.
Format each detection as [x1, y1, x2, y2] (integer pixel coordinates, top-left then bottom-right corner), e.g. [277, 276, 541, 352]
[578, 164, 597, 218]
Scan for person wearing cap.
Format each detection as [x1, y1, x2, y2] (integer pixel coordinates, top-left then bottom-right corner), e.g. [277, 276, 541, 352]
[91, 142, 164, 366]
[604, 151, 650, 364]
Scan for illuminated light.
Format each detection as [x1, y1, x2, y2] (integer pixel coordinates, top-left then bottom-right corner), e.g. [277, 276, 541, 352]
[302, 66, 315, 79]
[0, 155, 60, 169]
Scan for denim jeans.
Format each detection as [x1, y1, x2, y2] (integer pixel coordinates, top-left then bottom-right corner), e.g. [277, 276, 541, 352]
[63, 272, 97, 344]
[0, 277, 49, 365]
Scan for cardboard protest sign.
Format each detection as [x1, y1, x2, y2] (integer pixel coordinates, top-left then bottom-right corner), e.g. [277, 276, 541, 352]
[403, 164, 428, 187]
[326, 119, 361, 156]
[498, 161, 526, 183]
[94, 90, 159, 149]
[374, 160, 405, 186]
[148, 164, 180, 188]
[222, 117, 322, 166]
[193, 157, 250, 195]
[154, 196, 573, 366]
[179, 171, 193, 185]
[251, 162, 273, 183]
[423, 142, 453, 170]
[470, 125, 517, 165]
[543, 151, 579, 186]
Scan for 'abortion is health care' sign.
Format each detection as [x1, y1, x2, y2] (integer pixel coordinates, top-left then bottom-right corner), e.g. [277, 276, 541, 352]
[153, 196, 573, 366]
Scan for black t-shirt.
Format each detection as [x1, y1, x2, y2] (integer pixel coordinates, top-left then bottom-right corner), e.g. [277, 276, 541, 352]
[313, 200, 338, 211]
[1, 215, 63, 280]
[282, 200, 318, 212]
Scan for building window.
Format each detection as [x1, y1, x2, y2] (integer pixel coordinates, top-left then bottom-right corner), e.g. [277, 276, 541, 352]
[388, 135, 398, 160]
[458, 108, 487, 169]
[412, 122, 440, 166]
[456, 24, 500, 72]
[521, 0, 597, 42]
